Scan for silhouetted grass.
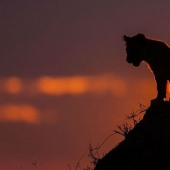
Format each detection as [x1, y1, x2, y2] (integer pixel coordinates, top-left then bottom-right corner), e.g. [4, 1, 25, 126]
[68, 104, 147, 170]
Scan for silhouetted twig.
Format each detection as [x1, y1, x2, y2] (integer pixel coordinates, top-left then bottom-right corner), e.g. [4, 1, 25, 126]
[68, 104, 148, 170]
[32, 160, 38, 170]
[114, 104, 147, 137]
[83, 166, 91, 170]
[92, 133, 115, 157]
[113, 123, 132, 137]
[75, 151, 87, 170]
[67, 164, 72, 170]
[125, 103, 147, 125]
[87, 133, 115, 168]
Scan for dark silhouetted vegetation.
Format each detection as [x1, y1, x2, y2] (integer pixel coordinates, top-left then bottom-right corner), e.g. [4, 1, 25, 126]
[95, 101, 170, 170]
[68, 104, 147, 170]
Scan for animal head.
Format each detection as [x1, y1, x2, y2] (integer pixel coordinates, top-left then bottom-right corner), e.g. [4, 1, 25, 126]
[123, 33, 147, 67]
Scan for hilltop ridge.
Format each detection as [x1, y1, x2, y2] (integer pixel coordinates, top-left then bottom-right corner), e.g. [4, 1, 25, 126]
[94, 101, 170, 170]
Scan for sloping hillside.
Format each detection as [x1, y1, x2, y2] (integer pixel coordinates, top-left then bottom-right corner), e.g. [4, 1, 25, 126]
[94, 101, 170, 170]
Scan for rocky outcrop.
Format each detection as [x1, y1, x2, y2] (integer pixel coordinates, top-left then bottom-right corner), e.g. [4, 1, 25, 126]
[94, 102, 170, 170]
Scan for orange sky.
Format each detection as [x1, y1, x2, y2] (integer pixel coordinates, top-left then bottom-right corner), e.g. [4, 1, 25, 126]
[1, 0, 170, 169]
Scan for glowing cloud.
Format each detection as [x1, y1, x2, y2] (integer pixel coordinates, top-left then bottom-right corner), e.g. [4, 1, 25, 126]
[0, 104, 40, 124]
[37, 76, 88, 95]
[5, 77, 22, 94]
[36, 74, 127, 97]
[0, 74, 128, 97]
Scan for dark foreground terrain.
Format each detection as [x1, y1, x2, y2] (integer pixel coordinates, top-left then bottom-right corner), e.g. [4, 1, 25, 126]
[94, 101, 170, 170]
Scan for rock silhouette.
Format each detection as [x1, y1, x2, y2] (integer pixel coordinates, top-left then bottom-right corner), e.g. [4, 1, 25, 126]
[94, 101, 170, 170]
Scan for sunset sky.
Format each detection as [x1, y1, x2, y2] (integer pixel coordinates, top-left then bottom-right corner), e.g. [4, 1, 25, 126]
[1, 0, 170, 169]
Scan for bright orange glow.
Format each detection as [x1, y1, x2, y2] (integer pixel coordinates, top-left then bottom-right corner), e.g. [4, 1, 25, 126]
[67, 77, 88, 93]
[37, 74, 127, 96]
[0, 104, 39, 123]
[0, 74, 128, 97]
[167, 81, 170, 96]
[5, 77, 22, 94]
[37, 76, 88, 95]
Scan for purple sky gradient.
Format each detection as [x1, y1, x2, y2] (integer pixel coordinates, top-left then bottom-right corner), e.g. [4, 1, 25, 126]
[0, 0, 170, 169]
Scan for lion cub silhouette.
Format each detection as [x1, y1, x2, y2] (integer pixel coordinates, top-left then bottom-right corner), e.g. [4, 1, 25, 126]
[123, 33, 170, 104]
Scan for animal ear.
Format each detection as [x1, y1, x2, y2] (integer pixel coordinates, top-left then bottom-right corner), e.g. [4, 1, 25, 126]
[136, 34, 147, 45]
[123, 35, 131, 42]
